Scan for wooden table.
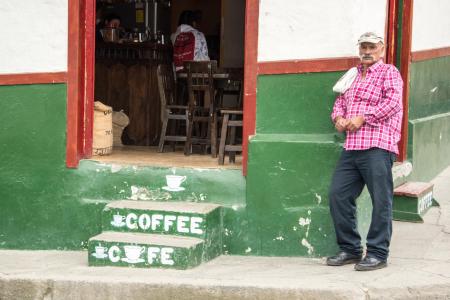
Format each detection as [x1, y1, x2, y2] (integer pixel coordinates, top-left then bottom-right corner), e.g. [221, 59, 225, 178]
[176, 72, 230, 79]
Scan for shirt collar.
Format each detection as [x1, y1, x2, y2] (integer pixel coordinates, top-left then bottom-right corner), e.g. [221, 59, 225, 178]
[179, 24, 195, 33]
[357, 59, 384, 74]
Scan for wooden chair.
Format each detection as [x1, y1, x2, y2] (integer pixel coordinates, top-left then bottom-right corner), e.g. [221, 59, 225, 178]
[215, 68, 243, 110]
[216, 71, 243, 165]
[157, 64, 189, 153]
[184, 60, 218, 156]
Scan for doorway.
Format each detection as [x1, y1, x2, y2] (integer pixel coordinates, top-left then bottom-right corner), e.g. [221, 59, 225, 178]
[91, 0, 245, 169]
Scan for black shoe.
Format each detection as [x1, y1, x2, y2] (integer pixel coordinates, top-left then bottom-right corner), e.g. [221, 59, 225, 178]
[354, 256, 387, 271]
[326, 251, 362, 266]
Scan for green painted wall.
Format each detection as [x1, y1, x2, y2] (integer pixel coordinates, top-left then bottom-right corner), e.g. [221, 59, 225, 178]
[409, 57, 450, 120]
[246, 73, 372, 257]
[409, 56, 450, 180]
[0, 84, 247, 252]
[2, 56, 448, 257]
[256, 72, 341, 134]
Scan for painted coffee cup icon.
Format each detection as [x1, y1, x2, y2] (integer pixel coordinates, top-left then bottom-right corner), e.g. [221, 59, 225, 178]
[92, 245, 108, 259]
[111, 213, 125, 226]
[124, 245, 145, 260]
[95, 246, 107, 256]
[166, 175, 186, 189]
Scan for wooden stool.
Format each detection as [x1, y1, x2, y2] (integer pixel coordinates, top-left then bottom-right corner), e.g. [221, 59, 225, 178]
[218, 110, 243, 165]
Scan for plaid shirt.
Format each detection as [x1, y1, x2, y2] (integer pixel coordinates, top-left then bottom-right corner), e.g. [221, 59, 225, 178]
[331, 60, 403, 154]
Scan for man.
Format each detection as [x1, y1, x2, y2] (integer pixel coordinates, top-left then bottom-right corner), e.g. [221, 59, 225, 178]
[171, 10, 209, 71]
[327, 32, 403, 271]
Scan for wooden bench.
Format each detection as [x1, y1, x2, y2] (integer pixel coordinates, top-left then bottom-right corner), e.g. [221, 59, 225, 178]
[393, 182, 439, 222]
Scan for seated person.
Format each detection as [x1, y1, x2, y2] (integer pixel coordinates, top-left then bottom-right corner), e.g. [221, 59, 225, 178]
[104, 13, 121, 29]
[171, 10, 210, 71]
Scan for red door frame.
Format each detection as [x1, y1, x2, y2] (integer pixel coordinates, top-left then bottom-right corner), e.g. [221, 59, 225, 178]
[66, 0, 95, 167]
[66, 0, 260, 173]
[385, 0, 413, 162]
[242, 0, 259, 175]
[397, 0, 413, 162]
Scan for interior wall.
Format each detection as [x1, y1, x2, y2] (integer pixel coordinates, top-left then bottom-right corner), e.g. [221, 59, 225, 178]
[220, 0, 245, 68]
[0, 0, 68, 74]
[170, 0, 220, 36]
[257, 0, 387, 61]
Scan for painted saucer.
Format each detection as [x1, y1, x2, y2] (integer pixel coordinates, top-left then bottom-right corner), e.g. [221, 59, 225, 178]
[110, 221, 126, 227]
[121, 257, 145, 264]
[91, 253, 108, 259]
[162, 186, 185, 192]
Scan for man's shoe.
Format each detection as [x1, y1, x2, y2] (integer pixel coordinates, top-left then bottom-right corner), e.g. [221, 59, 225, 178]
[354, 256, 387, 271]
[326, 251, 362, 266]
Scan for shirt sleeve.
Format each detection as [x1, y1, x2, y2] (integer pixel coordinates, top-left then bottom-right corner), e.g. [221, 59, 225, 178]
[364, 66, 403, 126]
[194, 32, 209, 61]
[331, 94, 346, 122]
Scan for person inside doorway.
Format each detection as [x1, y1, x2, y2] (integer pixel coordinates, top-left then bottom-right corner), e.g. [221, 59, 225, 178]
[326, 32, 403, 271]
[97, 13, 122, 42]
[171, 10, 210, 71]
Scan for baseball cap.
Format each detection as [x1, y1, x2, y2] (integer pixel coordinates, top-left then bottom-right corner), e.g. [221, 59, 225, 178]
[357, 32, 384, 44]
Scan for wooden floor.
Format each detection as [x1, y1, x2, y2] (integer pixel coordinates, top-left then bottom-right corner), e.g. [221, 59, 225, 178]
[91, 146, 242, 169]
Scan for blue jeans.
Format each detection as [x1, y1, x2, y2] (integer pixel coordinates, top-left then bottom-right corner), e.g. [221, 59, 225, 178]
[329, 148, 396, 260]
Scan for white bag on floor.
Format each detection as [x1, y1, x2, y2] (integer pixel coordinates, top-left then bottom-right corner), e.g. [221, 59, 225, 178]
[93, 101, 113, 155]
[112, 110, 130, 147]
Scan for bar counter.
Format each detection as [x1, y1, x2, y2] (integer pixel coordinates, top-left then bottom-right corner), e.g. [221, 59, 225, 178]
[95, 41, 172, 146]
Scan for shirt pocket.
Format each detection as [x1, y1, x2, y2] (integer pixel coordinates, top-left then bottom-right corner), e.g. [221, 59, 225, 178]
[357, 82, 383, 106]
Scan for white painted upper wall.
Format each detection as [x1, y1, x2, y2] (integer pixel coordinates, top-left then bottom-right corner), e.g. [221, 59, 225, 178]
[0, 1, 68, 74]
[258, 0, 387, 62]
[412, 0, 450, 51]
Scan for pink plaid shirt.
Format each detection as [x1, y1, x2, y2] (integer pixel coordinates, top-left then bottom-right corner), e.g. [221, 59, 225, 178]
[331, 60, 403, 154]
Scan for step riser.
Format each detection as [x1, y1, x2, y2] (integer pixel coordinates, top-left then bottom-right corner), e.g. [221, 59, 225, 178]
[393, 192, 439, 222]
[88, 240, 203, 269]
[103, 207, 221, 239]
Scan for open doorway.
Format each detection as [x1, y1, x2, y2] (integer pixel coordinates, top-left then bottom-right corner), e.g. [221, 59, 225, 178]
[92, 0, 245, 169]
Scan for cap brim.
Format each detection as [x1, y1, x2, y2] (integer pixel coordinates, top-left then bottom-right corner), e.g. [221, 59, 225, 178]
[358, 38, 384, 44]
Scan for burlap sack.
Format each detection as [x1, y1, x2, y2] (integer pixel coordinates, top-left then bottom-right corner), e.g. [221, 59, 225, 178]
[93, 101, 113, 155]
[112, 110, 130, 146]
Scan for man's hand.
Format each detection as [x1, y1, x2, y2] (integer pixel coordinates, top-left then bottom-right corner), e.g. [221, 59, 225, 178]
[335, 116, 349, 133]
[347, 116, 365, 132]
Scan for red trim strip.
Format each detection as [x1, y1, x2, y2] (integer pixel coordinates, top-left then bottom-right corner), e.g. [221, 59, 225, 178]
[66, 0, 82, 168]
[398, 0, 413, 162]
[258, 57, 360, 75]
[243, 0, 259, 176]
[411, 46, 450, 62]
[83, 0, 95, 157]
[0, 72, 67, 85]
[386, 0, 398, 65]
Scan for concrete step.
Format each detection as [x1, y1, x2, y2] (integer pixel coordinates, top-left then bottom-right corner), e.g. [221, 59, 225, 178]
[100, 200, 223, 263]
[88, 231, 206, 269]
[393, 181, 440, 222]
[103, 200, 222, 237]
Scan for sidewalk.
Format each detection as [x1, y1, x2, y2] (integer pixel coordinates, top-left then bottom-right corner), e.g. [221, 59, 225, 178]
[1, 166, 450, 300]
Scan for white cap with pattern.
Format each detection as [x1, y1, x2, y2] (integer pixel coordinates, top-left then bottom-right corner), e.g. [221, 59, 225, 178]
[357, 32, 384, 44]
